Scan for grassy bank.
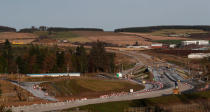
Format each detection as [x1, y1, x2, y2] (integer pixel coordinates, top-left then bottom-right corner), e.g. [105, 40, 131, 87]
[40, 77, 144, 98]
[63, 90, 210, 112]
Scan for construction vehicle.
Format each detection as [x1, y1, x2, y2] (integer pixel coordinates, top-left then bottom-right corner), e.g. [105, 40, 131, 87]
[173, 82, 180, 94]
[173, 88, 180, 94]
[12, 41, 24, 45]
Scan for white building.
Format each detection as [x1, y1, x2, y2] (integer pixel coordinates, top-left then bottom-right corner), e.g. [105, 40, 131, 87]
[151, 43, 163, 46]
[27, 73, 80, 77]
[188, 53, 210, 59]
[151, 43, 163, 48]
[198, 40, 209, 45]
[182, 40, 209, 46]
[116, 72, 123, 78]
[127, 46, 150, 49]
[169, 44, 176, 48]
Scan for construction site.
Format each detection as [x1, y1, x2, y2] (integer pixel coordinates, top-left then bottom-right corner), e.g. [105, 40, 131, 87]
[0, 26, 210, 112]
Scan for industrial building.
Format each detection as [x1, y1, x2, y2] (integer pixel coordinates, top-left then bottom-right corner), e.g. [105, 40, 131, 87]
[169, 44, 176, 48]
[188, 53, 210, 59]
[26, 73, 80, 77]
[127, 46, 150, 49]
[151, 43, 163, 48]
[182, 40, 209, 46]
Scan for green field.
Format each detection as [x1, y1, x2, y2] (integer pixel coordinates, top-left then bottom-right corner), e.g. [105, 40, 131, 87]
[33, 31, 95, 43]
[40, 78, 144, 97]
[152, 40, 184, 45]
[149, 29, 207, 37]
[63, 90, 210, 112]
[34, 31, 79, 40]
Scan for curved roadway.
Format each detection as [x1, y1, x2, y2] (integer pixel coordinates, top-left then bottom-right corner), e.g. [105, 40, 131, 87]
[10, 49, 194, 112]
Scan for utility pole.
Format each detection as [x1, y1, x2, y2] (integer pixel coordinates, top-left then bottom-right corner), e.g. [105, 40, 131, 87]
[17, 65, 20, 84]
[67, 63, 69, 76]
[121, 64, 123, 72]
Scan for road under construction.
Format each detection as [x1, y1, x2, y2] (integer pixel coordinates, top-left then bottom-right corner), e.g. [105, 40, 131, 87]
[9, 49, 195, 112]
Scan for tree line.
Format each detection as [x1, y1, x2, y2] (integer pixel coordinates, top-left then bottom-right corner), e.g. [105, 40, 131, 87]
[0, 40, 115, 74]
[0, 26, 16, 32]
[19, 26, 104, 33]
[114, 25, 210, 33]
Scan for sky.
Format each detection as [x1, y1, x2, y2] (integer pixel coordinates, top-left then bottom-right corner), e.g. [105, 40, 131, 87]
[0, 0, 210, 31]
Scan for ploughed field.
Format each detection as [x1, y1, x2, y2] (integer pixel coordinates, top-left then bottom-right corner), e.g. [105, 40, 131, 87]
[40, 77, 144, 99]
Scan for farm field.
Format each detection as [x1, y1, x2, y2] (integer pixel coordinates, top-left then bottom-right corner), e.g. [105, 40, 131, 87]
[119, 29, 210, 44]
[39, 77, 144, 100]
[121, 32, 190, 41]
[0, 32, 37, 39]
[34, 31, 150, 46]
[1, 28, 209, 47]
[147, 29, 207, 37]
[189, 33, 210, 40]
[1, 29, 205, 46]
[0, 32, 38, 44]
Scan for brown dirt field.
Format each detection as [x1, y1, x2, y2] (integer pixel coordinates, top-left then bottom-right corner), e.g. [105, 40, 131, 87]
[0, 32, 38, 44]
[70, 31, 152, 46]
[0, 32, 38, 40]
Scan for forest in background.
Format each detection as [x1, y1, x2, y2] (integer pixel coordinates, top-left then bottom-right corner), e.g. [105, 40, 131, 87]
[114, 25, 210, 33]
[0, 40, 115, 74]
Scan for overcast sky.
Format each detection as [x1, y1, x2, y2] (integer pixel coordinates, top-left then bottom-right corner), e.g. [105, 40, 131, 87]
[1, 0, 210, 31]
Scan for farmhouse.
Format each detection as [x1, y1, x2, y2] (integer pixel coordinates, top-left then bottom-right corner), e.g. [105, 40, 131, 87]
[26, 73, 80, 77]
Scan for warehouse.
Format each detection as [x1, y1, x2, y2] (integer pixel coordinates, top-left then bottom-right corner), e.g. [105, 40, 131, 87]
[182, 40, 209, 46]
[127, 46, 150, 49]
[188, 53, 210, 59]
[151, 43, 163, 48]
[26, 73, 80, 77]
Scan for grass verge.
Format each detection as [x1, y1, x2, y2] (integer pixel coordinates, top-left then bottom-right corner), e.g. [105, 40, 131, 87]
[63, 90, 210, 112]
